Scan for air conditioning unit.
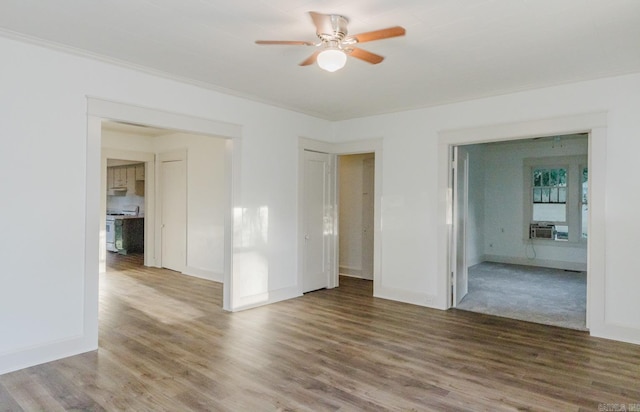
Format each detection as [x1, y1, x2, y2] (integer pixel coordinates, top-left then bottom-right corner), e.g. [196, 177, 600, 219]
[530, 223, 555, 239]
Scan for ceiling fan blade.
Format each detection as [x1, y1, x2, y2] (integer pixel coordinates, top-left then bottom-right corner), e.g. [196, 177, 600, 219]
[299, 50, 321, 66]
[349, 48, 384, 64]
[351, 26, 406, 43]
[255, 40, 315, 46]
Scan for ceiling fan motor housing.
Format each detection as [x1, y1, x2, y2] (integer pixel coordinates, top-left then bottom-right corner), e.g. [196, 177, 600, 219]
[317, 14, 349, 42]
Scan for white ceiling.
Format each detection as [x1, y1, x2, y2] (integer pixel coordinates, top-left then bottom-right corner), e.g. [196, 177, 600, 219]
[1, 0, 639, 121]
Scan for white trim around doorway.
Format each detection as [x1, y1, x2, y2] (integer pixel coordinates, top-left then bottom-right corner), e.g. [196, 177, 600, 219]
[436, 111, 619, 340]
[86, 97, 242, 358]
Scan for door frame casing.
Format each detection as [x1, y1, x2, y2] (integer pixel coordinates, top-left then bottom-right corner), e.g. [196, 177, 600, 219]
[438, 111, 607, 335]
[298, 137, 382, 295]
[451, 146, 469, 306]
[359, 154, 376, 280]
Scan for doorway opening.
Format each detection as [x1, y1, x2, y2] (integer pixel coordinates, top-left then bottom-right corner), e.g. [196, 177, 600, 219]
[298, 137, 381, 299]
[84, 97, 242, 360]
[105, 157, 148, 273]
[101, 122, 157, 275]
[337, 153, 375, 296]
[451, 134, 589, 330]
[100, 120, 229, 283]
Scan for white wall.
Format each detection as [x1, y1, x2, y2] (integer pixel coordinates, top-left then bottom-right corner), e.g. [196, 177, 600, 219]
[338, 153, 374, 277]
[0, 36, 332, 374]
[481, 137, 588, 270]
[334, 72, 640, 344]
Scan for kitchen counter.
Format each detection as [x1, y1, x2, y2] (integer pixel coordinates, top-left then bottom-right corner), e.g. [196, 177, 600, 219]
[111, 217, 144, 255]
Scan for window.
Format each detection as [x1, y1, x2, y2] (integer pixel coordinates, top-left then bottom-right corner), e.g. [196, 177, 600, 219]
[524, 156, 587, 243]
[532, 167, 567, 223]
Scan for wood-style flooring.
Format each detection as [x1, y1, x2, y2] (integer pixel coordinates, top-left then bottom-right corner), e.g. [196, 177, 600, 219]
[1, 253, 639, 411]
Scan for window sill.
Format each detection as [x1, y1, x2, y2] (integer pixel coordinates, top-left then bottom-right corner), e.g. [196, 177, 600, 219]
[523, 238, 587, 248]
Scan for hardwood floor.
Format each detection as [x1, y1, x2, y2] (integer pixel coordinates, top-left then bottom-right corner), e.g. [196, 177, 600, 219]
[1, 254, 639, 411]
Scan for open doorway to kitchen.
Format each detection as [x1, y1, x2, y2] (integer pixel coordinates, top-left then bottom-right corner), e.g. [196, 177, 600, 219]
[100, 120, 229, 284]
[85, 99, 242, 363]
[102, 122, 158, 274]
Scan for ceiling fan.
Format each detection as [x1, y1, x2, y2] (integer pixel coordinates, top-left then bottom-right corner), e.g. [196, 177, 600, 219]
[255, 12, 406, 72]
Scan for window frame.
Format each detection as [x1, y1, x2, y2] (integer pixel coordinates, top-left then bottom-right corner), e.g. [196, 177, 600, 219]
[523, 155, 587, 244]
[580, 164, 588, 240]
[531, 166, 569, 225]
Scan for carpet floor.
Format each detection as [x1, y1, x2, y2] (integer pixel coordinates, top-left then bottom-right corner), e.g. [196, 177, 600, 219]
[456, 262, 587, 330]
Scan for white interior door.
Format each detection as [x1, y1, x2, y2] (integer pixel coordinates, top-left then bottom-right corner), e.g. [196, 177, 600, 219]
[453, 147, 469, 305]
[160, 158, 186, 272]
[361, 156, 375, 280]
[303, 150, 331, 293]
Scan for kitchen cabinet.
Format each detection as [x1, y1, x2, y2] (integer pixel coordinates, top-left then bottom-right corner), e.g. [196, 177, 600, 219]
[134, 165, 145, 195]
[107, 167, 114, 189]
[135, 164, 145, 181]
[127, 166, 136, 192]
[113, 167, 127, 188]
[107, 163, 144, 194]
[135, 180, 145, 196]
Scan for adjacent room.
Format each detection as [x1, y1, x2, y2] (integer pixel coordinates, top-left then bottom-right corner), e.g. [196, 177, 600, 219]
[101, 121, 229, 310]
[453, 135, 588, 330]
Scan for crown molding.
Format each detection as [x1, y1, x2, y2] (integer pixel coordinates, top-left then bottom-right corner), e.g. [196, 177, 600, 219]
[0, 28, 331, 121]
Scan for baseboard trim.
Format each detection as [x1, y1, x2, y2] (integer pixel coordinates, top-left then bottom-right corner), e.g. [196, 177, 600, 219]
[483, 254, 587, 272]
[340, 273, 373, 280]
[0, 335, 96, 376]
[374, 285, 440, 309]
[590, 322, 640, 346]
[231, 286, 301, 312]
[339, 266, 363, 278]
[467, 254, 485, 267]
[339, 266, 373, 280]
[182, 267, 223, 283]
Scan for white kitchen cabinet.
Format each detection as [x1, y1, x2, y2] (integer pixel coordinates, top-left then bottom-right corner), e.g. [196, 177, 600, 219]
[127, 166, 136, 192]
[113, 167, 127, 188]
[107, 167, 114, 189]
[107, 164, 144, 194]
[135, 164, 145, 181]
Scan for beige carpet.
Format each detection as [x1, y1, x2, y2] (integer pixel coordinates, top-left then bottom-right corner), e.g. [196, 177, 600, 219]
[456, 262, 587, 330]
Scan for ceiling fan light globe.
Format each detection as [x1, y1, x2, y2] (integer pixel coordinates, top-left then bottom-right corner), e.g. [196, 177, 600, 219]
[317, 49, 347, 72]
